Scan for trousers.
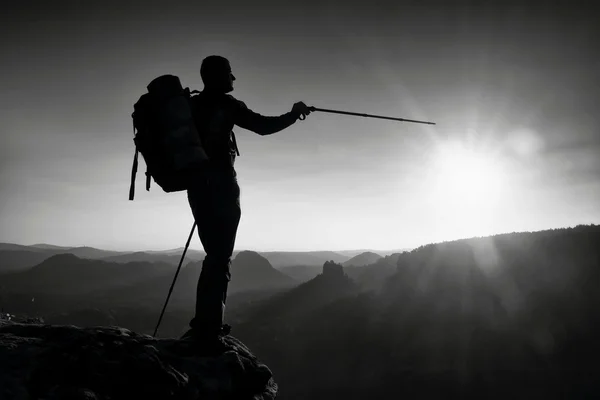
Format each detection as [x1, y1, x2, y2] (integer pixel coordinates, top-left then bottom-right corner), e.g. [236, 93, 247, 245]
[187, 169, 241, 333]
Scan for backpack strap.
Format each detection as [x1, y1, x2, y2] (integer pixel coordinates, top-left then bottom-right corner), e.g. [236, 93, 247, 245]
[129, 147, 138, 201]
[232, 131, 240, 156]
[129, 128, 151, 199]
[129, 119, 139, 200]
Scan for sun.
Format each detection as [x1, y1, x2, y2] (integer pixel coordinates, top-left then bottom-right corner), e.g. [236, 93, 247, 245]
[425, 139, 510, 235]
[432, 141, 505, 203]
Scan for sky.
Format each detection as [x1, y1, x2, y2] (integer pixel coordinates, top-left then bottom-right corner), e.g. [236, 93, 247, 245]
[1, 0, 599, 252]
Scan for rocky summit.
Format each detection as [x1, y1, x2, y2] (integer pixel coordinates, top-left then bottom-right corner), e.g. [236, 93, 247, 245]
[0, 320, 277, 400]
[321, 260, 344, 278]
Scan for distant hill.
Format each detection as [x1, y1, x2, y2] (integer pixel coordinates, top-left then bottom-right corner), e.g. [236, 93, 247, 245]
[278, 265, 322, 283]
[0, 254, 173, 297]
[0, 243, 50, 253]
[61, 246, 129, 259]
[102, 251, 204, 265]
[260, 251, 350, 268]
[0, 250, 55, 274]
[142, 248, 207, 259]
[342, 251, 383, 267]
[0, 243, 128, 260]
[335, 248, 411, 257]
[231, 251, 297, 292]
[29, 244, 73, 250]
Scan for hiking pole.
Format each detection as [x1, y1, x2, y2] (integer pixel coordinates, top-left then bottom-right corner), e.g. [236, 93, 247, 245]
[303, 106, 436, 125]
[153, 221, 197, 337]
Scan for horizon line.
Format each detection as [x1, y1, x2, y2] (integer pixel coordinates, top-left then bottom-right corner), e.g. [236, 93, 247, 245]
[3, 222, 598, 254]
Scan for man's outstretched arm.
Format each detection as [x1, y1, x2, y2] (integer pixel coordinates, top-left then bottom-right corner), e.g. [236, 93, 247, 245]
[233, 100, 311, 135]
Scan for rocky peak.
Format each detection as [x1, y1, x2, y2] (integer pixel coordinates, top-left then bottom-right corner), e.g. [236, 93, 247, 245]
[322, 260, 345, 278]
[0, 320, 277, 400]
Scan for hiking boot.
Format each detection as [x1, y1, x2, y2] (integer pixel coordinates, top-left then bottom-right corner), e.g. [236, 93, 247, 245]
[221, 323, 231, 335]
[181, 324, 232, 340]
[180, 324, 232, 356]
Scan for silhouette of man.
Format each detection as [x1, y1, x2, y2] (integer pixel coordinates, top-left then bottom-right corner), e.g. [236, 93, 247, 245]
[183, 55, 311, 340]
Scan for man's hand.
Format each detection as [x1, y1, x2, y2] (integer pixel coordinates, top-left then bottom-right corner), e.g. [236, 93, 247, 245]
[291, 101, 312, 120]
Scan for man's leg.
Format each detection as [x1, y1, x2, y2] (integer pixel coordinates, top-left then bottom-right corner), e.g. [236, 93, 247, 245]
[187, 173, 241, 335]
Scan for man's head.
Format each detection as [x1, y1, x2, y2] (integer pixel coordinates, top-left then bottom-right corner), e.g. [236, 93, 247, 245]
[200, 55, 235, 93]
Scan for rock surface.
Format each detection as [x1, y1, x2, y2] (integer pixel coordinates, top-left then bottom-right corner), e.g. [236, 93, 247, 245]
[0, 320, 277, 400]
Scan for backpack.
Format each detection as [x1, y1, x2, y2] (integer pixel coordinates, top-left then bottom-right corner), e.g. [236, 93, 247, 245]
[129, 75, 208, 200]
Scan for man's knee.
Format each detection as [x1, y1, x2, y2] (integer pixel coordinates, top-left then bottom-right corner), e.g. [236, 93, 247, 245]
[202, 256, 232, 280]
